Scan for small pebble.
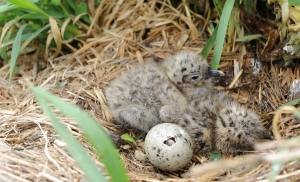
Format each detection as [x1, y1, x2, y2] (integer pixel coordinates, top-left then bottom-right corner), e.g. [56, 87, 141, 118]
[120, 145, 131, 150]
[54, 139, 66, 147]
[134, 150, 147, 162]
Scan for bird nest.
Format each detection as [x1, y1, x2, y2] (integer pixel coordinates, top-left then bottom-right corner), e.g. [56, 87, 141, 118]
[1, 0, 300, 181]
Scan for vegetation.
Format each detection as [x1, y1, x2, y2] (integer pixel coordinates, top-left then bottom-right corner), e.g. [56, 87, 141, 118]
[1, 1, 129, 181]
[1, 0, 300, 181]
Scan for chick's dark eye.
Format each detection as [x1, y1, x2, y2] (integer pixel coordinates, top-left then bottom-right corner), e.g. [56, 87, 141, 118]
[191, 75, 199, 80]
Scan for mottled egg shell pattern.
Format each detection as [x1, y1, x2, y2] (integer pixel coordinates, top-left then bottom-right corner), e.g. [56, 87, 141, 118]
[144, 123, 193, 171]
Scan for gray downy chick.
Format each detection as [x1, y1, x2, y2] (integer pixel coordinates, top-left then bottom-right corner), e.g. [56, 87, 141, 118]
[175, 91, 271, 154]
[162, 51, 224, 101]
[105, 51, 222, 132]
[105, 62, 187, 132]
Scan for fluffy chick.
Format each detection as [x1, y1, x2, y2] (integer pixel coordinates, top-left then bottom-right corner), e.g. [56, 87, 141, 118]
[105, 51, 222, 132]
[175, 91, 269, 154]
[105, 62, 187, 132]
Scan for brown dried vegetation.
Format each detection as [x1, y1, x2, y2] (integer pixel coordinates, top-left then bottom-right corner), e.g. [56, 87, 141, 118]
[1, 0, 300, 181]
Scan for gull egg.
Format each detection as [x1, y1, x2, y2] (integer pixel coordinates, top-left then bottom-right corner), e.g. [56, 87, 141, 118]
[144, 123, 193, 171]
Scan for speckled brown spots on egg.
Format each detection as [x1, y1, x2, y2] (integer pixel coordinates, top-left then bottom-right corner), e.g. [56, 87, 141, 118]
[144, 123, 193, 171]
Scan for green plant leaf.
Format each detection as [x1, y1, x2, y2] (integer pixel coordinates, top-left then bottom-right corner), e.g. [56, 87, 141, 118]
[235, 34, 263, 42]
[0, 46, 8, 61]
[211, 0, 235, 70]
[7, 0, 49, 17]
[75, 2, 87, 15]
[51, 0, 61, 6]
[289, 0, 300, 6]
[121, 133, 136, 145]
[45, 9, 65, 18]
[64, 0, 76, 11]
[33, 91, 107, 182]
[210, 152, 222, 161]
[0, 1, 18, 14]
[9, 23, 27, 84]
[30, 86, 129, 182]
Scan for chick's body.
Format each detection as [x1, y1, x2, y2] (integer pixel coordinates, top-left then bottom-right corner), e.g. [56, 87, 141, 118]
[175, 91, 266, 154]
[106, 62, 188, 132]
[106, 51, 220, 132]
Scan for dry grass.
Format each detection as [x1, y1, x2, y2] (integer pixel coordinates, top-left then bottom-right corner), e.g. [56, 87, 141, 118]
[1, 0, 300, 181]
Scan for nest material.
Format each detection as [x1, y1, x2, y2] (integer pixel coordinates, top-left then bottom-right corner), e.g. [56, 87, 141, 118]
[1, 0, 300, 181]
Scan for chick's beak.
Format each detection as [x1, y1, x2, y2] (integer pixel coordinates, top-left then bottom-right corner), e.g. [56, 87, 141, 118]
[208, 67, 225, 77]
[261, 132, 273, 140]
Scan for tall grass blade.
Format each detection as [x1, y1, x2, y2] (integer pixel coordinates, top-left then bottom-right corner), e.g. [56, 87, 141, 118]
[201, 25, 218, 59]
[7, 0, 49, 17]
[9, 24, 27, 84]
[21, 25, 50, 51]
[0, 1, 17, 14]
[0, 15, 25, 46]
[211, 0, 235, 70]
[235, 34, 263, 42]
[33, 91, 108, 182]
[242, 0, 252, 14]
[30, 86, 129, 182]
[212, 0, 222, 17]
[281, 97, 300, 106]
[268, 148, 289, 182]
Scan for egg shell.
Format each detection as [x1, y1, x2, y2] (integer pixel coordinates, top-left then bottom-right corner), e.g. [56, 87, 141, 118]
[144, 123, 194, 171]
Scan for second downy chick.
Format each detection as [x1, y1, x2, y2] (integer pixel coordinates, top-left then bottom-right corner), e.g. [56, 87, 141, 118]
[175, 91, 271, 154]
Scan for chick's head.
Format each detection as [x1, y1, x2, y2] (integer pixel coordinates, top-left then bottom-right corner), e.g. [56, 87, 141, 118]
[163, 51, 222, 88]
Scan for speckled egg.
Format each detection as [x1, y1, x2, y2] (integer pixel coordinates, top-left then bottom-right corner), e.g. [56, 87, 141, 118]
[144, 123, 194, 171]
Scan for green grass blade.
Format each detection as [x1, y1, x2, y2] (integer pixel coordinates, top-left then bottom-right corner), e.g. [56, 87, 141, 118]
[212, 0, 222, 17]
[282, 97, 300, 106]
[20, 25, 50, 51]
[289, 0, 300, 6]
[0, 1, 18, 14]
[268, 148, 289, 182]
[64, 0, 76, 11]
[33, 91, 108, 182]
[9, 24, 27, 84]
[235, 34, 263, 42]
[242, 0, 252, 14]
[0, 15, 26, 45]
[201, 25, 218, 59]
[0, 46, 8, 61]
[30, 86, 129, 182]
[2, 33, 32, 47]
[7, 0, 49, 17]
[211, 0, 235, 70]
